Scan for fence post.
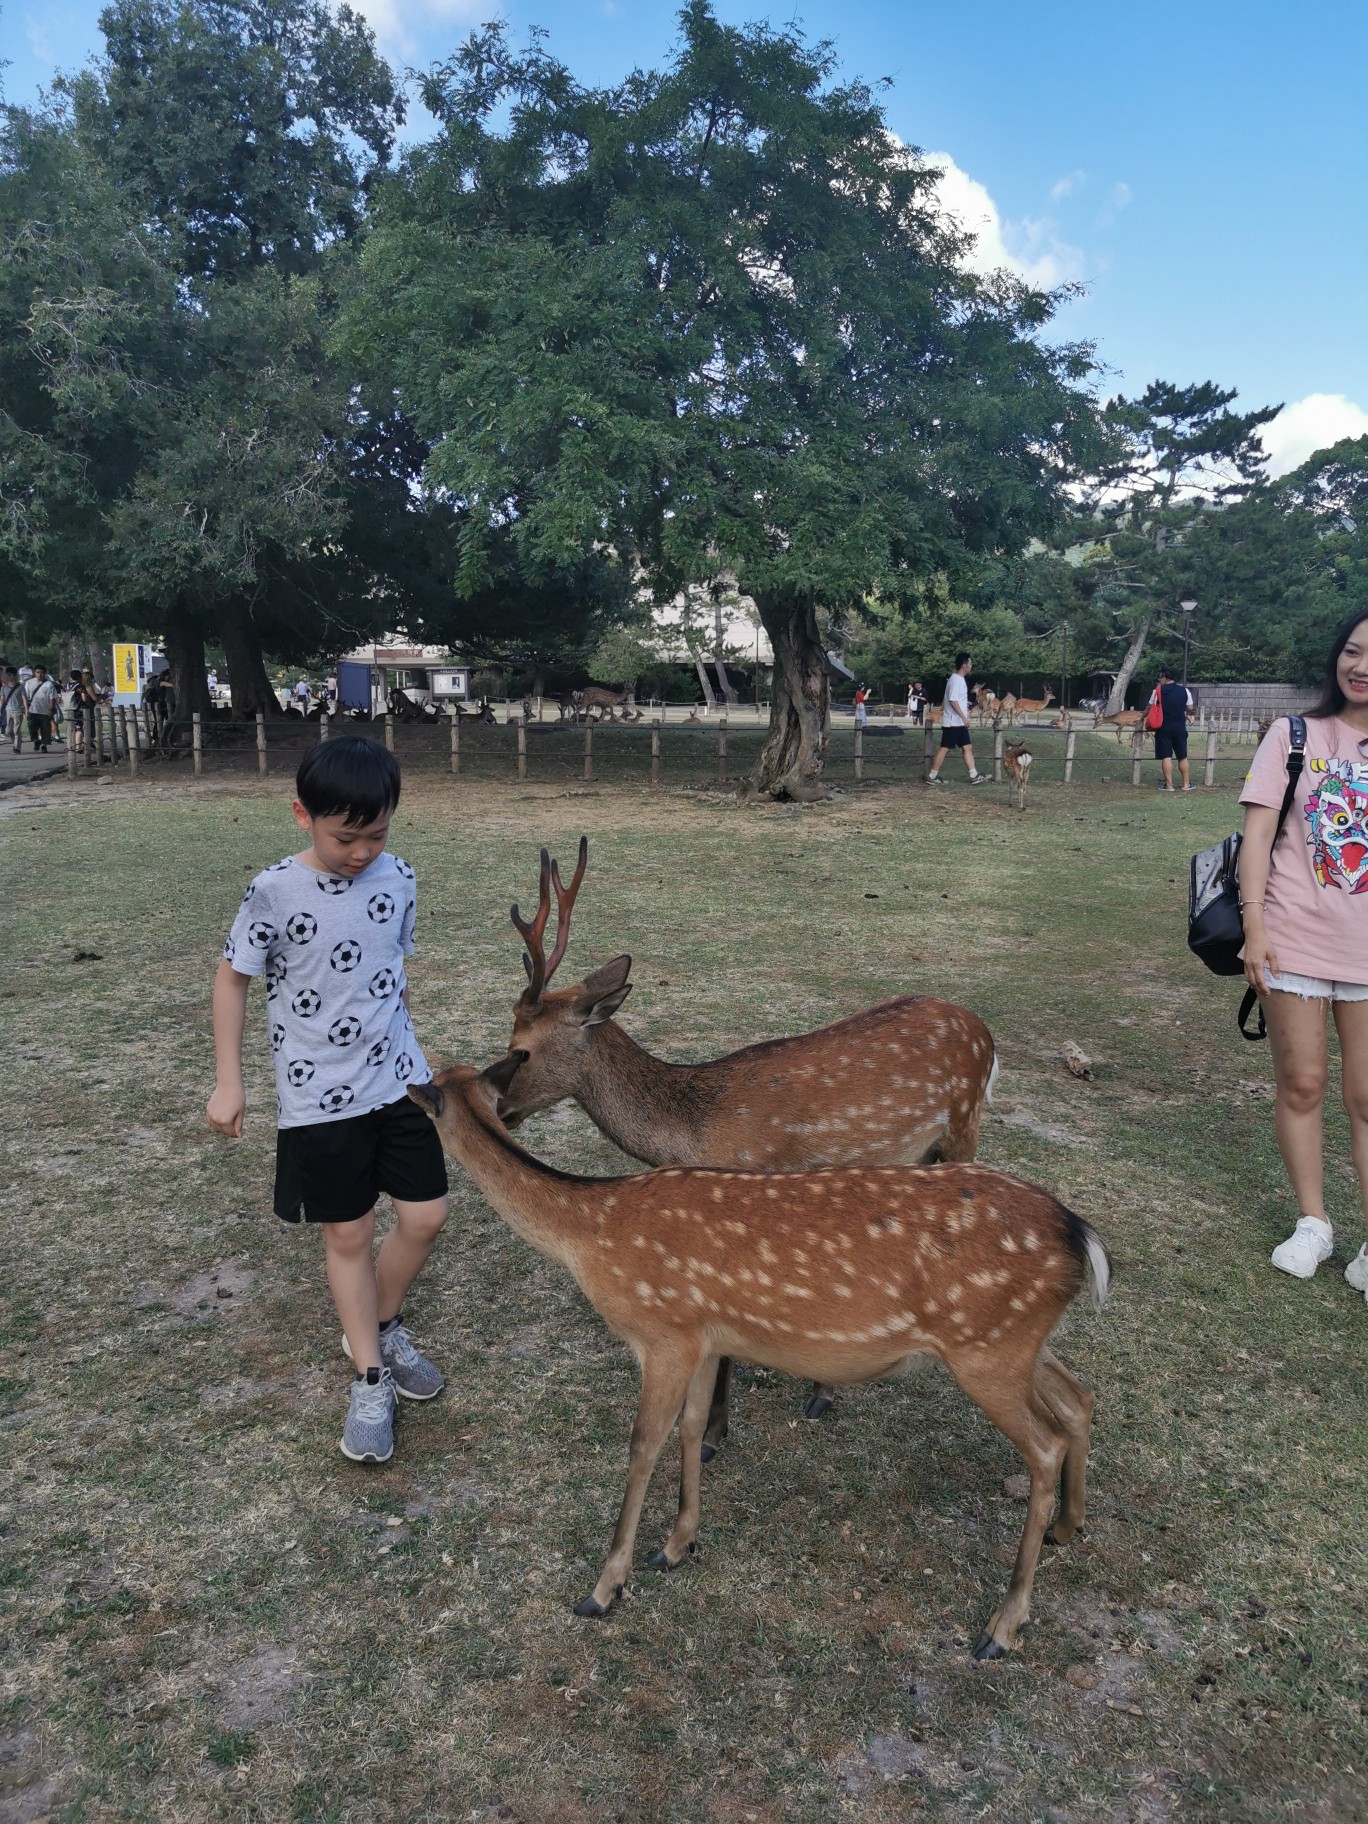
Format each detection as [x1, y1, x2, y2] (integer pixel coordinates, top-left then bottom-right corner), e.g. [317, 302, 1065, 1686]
[449, 711, 460, 776]
[923, 721, 937, 776]
[122, 707, 138, 778]
[1064, 727, 1076, 784]
[84, 707, 95, 769]
[717, 713, 728, 782]
[651, 719, 661, 786]
[583, 722, 593, 782]
[192, 711, 203, 778]
[1204, 728, 1217, 788]
[319, 710, 330, 742]
[67, 725, 78, 778]
[1130, 724, 1144, 787]
[255, 710, 267, 776]
[113, 705, 125, 761]
[517, 719, 527, 782]
[384, 712, 394, 753]
[854, 723, 863, 781]
[993, 728, 1004, 784]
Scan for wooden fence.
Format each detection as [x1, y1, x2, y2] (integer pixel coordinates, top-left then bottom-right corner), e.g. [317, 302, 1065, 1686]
[59, 701, 1267, 796]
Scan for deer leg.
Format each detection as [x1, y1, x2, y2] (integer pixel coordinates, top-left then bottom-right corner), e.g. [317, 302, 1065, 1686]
[804, 1384, 835, 1420]
[650, 1355, 719, 1570]
[701, 1355, 732, 1461]
[573, 1346, 699, 1618]
[943, 1354, 1067, 1659]
[1035, 1352, 1094, 1545]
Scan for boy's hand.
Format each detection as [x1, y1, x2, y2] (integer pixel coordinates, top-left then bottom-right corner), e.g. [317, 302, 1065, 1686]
[207, 1084, 246, 1138]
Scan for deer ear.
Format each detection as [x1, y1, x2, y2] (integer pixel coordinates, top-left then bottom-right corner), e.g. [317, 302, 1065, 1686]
[408, 1081, 445, 1119]
[580, 954, 632, 997]
[581, 983, 631, 1027]
[483, 1051, 529, 1095]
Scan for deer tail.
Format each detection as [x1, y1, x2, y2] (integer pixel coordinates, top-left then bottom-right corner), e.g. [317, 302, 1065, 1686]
[985, 1048, 1000, 1109]
[1059, 1205, 1112, 1312]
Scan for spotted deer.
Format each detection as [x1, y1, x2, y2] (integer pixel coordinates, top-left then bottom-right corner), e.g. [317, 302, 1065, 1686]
[1012, 686, 1055, 722]
[499, 839, 999, 1453]
[1093, 708, 1142, 743]
[1003, 742, 1033, 812]
[410, 1058, 1110, 1659]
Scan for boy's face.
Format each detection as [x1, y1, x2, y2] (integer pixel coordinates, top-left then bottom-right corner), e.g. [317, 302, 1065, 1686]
[292, 803, 392, 876]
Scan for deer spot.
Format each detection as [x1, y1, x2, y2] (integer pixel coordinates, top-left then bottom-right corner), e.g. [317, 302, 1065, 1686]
[782, 1283, 814, 1299]
[834, 1283, 853, 1298]
[1000, 1235, 1019, 1253]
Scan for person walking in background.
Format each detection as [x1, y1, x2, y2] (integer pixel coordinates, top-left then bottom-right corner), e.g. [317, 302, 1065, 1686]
[65, 672, 86, 752]
[1151, 664, 1193, 791]
[2, 667, 26, 753]
[907, 679, 925, 724]
[22, 664, 59, 753]
[854, 683, 870, 728]
[927, 654, 987, 785]
[1239, 610, 1368, 1301]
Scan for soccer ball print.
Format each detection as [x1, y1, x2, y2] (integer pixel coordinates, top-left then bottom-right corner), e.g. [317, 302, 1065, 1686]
[317, 874, 353, 895]
[285, 1059, 316, 1087]
[291, 987, 323, 1018]
[319, 1084, 355, 1114]
[270, 1023, 286, 1054]
[393, 858, 414, 880]
[246, 920, 278, 951]
[265, 956, 287, 1000]
[330, 938, 363, 973]
[328, 1015, 364, 1047]
[368, 967, 398, 1000]
[367, 891, 397, 924]
[394, 1052, 415, 1083]
[366, 1035, 392, 1067]
[285, 912, 318, 945]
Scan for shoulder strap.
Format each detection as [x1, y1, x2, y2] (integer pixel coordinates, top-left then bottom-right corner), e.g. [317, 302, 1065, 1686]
[1272, 715, 1307, 844]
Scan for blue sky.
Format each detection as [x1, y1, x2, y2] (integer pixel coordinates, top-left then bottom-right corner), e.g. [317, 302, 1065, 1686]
[6, 0, 1366, 472]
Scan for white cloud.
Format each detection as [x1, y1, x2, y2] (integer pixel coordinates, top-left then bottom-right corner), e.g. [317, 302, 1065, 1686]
[346, 0, 483, 57]
[922, 153, 1086, 290]
[1111, 181, 1132, 210]
[1260, 393, 1368, 477]
[1051, 169, 1087, 202]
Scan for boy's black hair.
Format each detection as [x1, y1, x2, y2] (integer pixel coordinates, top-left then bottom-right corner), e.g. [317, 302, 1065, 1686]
[1159, 664, 1175, 679]
[295, 736, 401, 826]
[954, 651, 972, 670]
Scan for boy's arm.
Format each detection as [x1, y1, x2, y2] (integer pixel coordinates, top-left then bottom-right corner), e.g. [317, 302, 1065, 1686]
[207, 958, 252, 1137]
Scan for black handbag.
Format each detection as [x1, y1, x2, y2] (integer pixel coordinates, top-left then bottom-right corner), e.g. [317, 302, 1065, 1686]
[1188, 715, 1306, 1040]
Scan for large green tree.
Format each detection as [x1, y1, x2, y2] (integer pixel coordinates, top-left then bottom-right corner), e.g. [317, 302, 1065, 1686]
[342, 3, 1106, 796]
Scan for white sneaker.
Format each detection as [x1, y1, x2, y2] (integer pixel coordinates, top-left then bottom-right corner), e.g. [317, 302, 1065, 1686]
[926, 772, 943, 785]
[968, 772, 987, 784]
[1345, 1245, 1368, 1297]
[1270, 1216, 1333, 1279]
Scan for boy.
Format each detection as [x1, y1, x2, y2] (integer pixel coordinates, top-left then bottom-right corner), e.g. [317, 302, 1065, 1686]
[927, 652, 987, 785]
[206, 737, 449, 1464]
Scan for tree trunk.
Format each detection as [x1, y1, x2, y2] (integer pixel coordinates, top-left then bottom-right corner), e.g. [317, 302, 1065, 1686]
[713, 600, 738, 703]
[164, 601, 212, 720]
[217, 597, 282, 715]
[1105, 616, 1151, 715]
[85, 632, 108, 685]
[751, 593, 830, 800]
[692, 647, 717, 711]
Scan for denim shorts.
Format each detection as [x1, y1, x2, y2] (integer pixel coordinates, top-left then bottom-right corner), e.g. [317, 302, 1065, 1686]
[1264, 970, 1368, 1003]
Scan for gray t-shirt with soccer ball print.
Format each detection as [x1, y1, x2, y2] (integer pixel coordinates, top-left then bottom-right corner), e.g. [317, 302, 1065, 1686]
[223, 853, 431, 1128]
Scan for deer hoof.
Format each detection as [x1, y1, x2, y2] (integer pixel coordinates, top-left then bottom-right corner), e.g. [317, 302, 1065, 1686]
[699, 1442, 717, 1464]
[971, 1632, 1009, 1662]
[572, 1587, 620, 1618]
[803, 1395, 834, 1420]
[1044, 1527, 1059, 1547]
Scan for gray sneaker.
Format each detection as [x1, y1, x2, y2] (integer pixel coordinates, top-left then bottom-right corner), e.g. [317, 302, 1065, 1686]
[342, 1320, 445, 1401]
[340, 1368, 397, 1463]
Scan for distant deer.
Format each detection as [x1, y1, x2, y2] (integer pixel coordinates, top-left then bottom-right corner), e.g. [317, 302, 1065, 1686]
[1093, 708, 1142, 743]
[975, 687, 1001, 728]
[580, 685, 634, 721]
[999, 691, 1018, 726]
[498, 840, 999, 1451]
[1003, 741, 1033, 811]
[410, 1058, 1110, 1660]
[1013, 687, 1055, 722]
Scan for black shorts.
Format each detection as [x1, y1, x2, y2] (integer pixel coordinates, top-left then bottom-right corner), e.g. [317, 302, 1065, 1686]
[1154, 726, 1188, 761]
[940, 725, 971, 749]
[274, 1093, 448, 1224]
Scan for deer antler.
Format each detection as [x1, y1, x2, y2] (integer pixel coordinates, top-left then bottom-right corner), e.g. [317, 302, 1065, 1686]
[511, 836, 589, 1006]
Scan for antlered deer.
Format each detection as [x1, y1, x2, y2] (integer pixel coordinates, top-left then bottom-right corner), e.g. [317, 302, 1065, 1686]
[499, 839, 999, 1450]
[410, 1058, 1110, 1660]
[1003, 742, 1033, 811]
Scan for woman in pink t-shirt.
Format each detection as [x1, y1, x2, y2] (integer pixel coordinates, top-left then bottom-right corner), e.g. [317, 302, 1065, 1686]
[1239, 611, 1368, 1297]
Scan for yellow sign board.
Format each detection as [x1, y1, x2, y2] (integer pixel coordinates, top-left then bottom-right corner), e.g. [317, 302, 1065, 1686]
[114, 643, 140, 693]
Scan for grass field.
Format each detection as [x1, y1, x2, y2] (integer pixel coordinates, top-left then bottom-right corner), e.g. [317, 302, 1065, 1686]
[1, 761, 1365, 1823]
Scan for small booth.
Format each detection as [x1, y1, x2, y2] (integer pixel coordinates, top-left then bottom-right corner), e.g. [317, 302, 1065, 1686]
[110, 642, 169, 707]
[336, 643, 470, 718]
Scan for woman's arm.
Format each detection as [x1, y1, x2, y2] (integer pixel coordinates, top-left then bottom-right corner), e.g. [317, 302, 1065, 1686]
[1238, 803, 1282, 994]
[207, 958, 251, 1136]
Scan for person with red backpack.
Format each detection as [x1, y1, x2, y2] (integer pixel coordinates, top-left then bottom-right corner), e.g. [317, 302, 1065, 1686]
[1147, 665, 1193, 791]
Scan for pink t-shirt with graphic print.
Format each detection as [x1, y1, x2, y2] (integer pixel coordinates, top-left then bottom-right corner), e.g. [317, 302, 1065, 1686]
[1239, 715, 1368, 982]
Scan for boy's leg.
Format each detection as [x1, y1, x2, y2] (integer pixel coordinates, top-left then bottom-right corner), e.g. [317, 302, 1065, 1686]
[376, 1195, 449, 1323]
[961, 741, 977, 776]
[322, 1209, 382, 1371]
[927, 742, 949, 779]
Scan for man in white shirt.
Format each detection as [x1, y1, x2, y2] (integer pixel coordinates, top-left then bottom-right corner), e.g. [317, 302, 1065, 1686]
[927, 653, 987, 785]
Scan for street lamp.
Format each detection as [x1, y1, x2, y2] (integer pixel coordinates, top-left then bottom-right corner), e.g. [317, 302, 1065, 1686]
[1180, 599, 1197, 687]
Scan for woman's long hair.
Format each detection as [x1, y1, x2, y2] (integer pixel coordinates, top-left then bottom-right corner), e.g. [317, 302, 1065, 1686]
[1307, 610, 1368, 719]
